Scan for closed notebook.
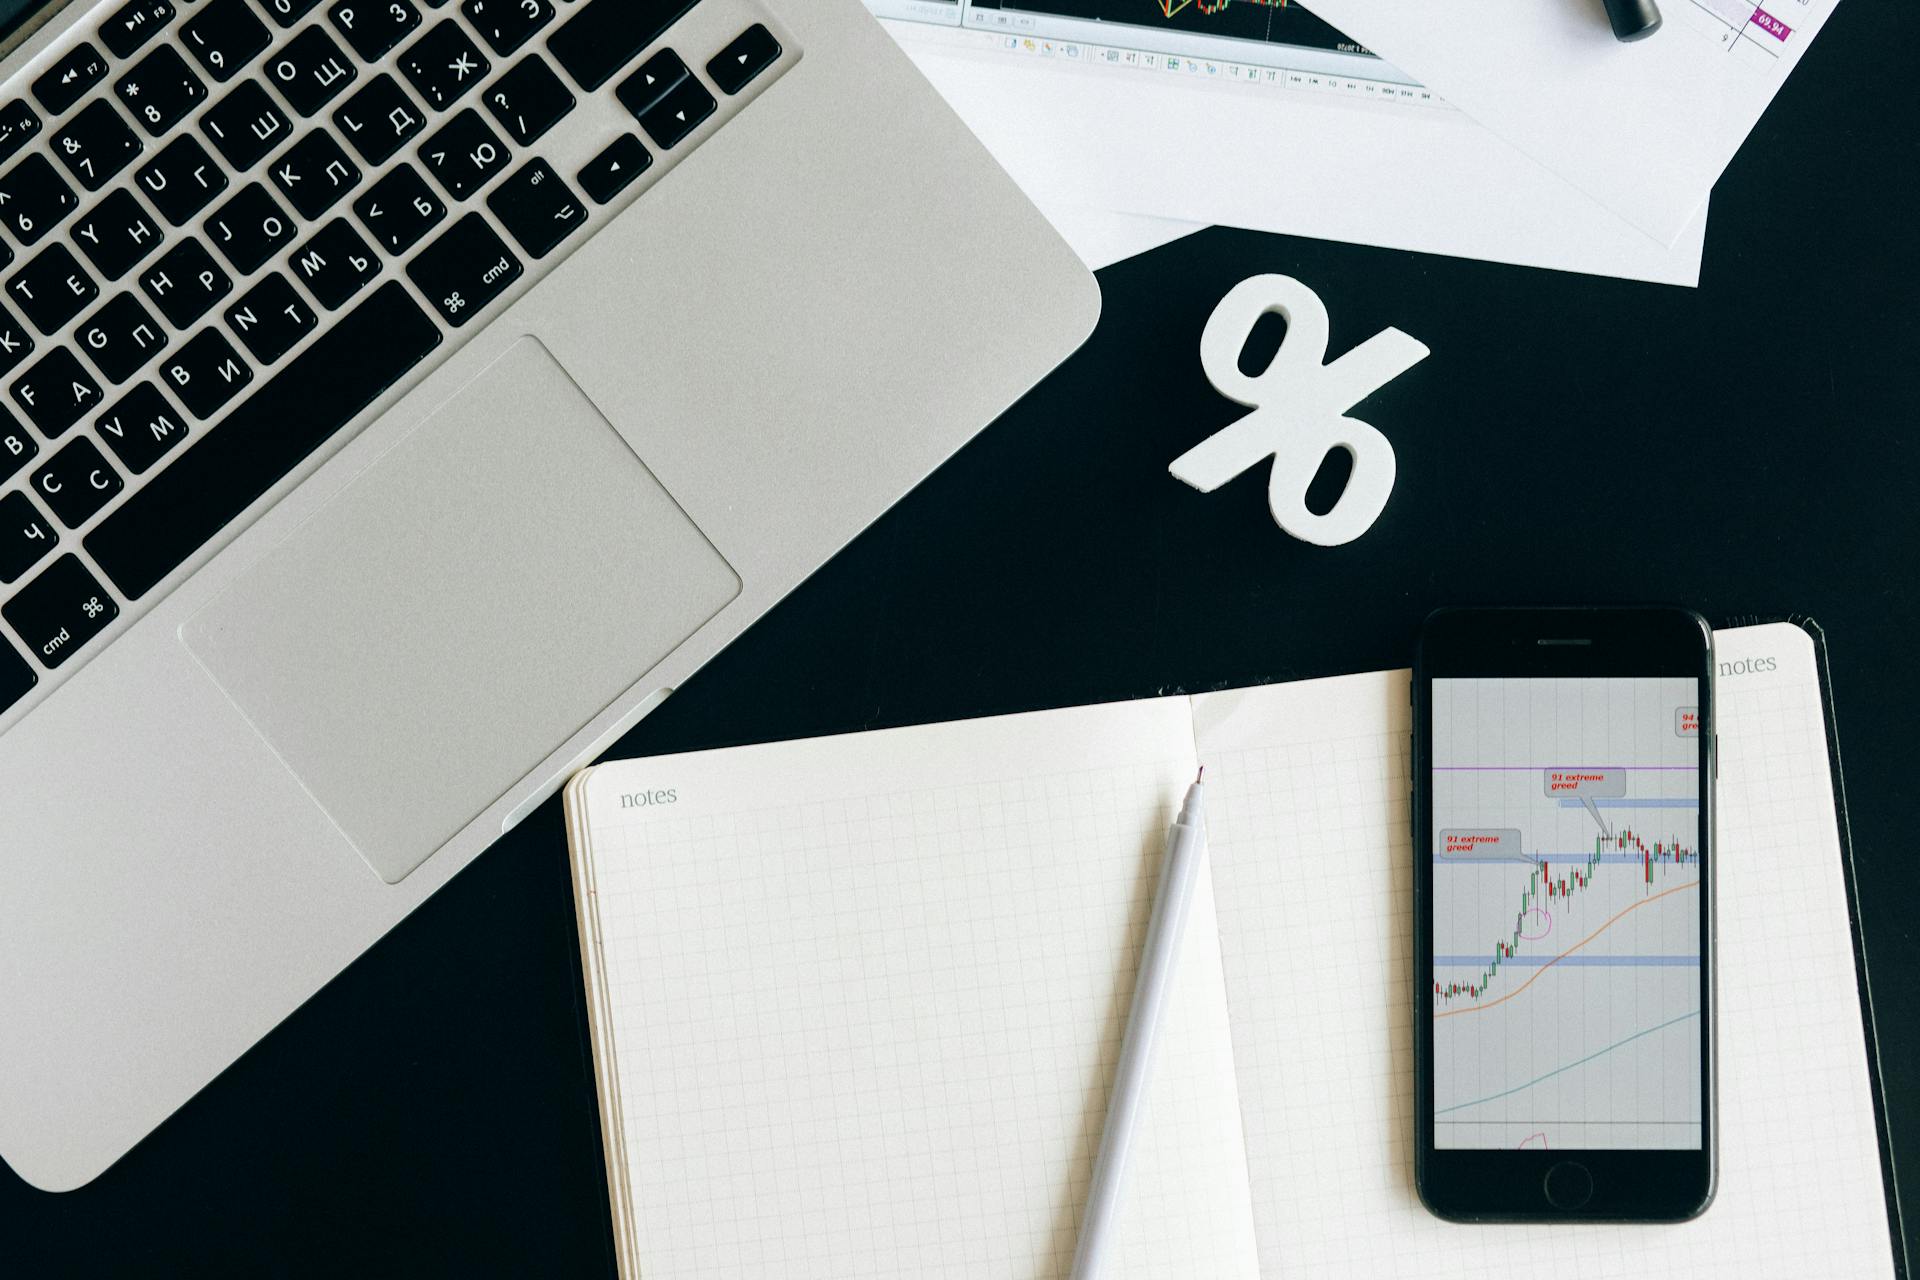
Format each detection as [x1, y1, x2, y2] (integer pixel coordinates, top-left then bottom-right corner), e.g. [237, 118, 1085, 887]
[563, 622, 1903, 1278]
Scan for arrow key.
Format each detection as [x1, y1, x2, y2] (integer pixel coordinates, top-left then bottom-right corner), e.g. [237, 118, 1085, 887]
[577, 134, 649, 206]
[635, 74, 714, 152]
[487, 158, 583, 259]
[616, 48, 688, 120]
[707, 25, 781, 96]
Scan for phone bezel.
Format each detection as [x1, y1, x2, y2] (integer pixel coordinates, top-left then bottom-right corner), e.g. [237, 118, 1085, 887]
[1412, 606, 1716, 1222]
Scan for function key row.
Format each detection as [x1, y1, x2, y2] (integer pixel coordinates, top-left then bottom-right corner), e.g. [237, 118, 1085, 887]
[101, 2, 176, 61]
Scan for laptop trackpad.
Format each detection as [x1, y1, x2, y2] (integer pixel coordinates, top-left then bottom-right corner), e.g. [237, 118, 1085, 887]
[182, 338, 741, 884]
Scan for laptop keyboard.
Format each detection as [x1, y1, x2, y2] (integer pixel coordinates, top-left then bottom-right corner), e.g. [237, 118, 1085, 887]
[0, 0, 794, 721]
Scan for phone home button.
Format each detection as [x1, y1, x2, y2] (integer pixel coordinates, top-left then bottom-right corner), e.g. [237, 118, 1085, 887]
[1544, 1161, 1594, 1210]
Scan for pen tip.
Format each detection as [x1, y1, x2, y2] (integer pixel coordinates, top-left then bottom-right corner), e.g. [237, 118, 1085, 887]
[1196, 766, 1205, 783]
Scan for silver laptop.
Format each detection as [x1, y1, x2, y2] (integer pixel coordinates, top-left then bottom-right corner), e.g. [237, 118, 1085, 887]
[0, 0, 1097, 1189]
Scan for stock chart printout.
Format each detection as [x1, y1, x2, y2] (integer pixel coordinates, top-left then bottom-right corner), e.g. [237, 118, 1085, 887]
[1431, 678, 1703, 1150]
[964, 0, 1371, 55]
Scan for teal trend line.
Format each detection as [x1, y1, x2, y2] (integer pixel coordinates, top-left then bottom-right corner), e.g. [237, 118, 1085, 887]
[1436, 1009, 1701, 1116]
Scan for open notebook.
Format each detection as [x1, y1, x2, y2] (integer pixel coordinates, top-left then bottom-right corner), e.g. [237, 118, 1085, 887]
[563, 622, 1903, 1278]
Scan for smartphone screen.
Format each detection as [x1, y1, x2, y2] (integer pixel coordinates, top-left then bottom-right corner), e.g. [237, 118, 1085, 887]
[1430, 676, 1702, 1149]
[1413, 609, 1714, 1221]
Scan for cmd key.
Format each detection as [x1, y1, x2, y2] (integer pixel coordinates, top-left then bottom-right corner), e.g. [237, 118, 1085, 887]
[405, 212, 520, 326]
[3, 554, 118, 670]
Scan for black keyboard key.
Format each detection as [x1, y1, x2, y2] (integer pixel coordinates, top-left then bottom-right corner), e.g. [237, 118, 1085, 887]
[419, 108, 506, 199]
[333, 73, 425, 165]
[399, 21, 490, 110]
[11, 347, 104, 437]
[352, 163, 443, 253]
[0, 154, 77, 246]
[76, 292, 169, 384]
[290, 218, 378, 310]
[140, 238, 232, 327]
[270, 129, 361, 219]
[330, 0, 421, 61]
[161, 328, 252, 418]
[577, 133, 648, 205]
[51, 100, 144, 192]
[32, 43, 109, 116]
[405, 211, 518, 325]
[483, 55, 573, 146]
[486, 158, 581, 259]
[0, 490, 54, 583]
[181, 0, 271, 82]
[9, 244, 98, 335]
[31, 436, 122, 527]
[0, 635, 34, 711]
[265, 26, 357, 117]
[258, 0, 326, 28]
[206, 183, 294, 273]
[115, 44, 208, 137]
[225, 271, 316, 362]
[0, 406, 34, 481]
[136, 136, 229, 226]
[201, 80, 292, 169]
[87, 281, 441, 598]
[548, 0, 699, 92]
[73, 189, 165, 280]
[462, 0, 552, 56]
[615, 48, 684, 119]
[634, 72, 712, 151]
[102, 1, 177, 59]
[708, 24, 780, 96]
[0, 305, 34, 380]
[0, 100, 43, 169]
[96, 381, 189, 474]
[3, 555, 117, 669]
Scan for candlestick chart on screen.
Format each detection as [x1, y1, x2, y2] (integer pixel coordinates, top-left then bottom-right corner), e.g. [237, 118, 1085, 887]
[1430, 677, 1704, 1150]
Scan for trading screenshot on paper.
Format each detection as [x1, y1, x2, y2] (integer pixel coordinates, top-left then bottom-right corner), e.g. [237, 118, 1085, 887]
[867, 0, 1435, 108]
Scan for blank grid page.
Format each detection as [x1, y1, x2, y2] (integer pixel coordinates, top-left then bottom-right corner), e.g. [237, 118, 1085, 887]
[578, 699, 1259, 1280]
[1191, 623, 1893, 1277]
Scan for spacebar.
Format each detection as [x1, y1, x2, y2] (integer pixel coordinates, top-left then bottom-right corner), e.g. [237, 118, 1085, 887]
[87, 282, 443, 600]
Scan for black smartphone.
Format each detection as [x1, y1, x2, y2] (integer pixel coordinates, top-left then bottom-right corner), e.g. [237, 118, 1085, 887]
[1412, 607, 1715, 1221]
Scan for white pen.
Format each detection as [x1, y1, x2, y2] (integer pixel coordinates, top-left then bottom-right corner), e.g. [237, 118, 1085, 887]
[1070, 767, 1208, 1280]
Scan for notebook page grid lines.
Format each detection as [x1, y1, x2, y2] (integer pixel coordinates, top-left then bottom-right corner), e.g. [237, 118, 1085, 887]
[1196, 711, 1429, 1272]
[1192, 635, 1893, 1278]
[1701, 673, 1889, 1277]
[585, 744, 1260, 1279]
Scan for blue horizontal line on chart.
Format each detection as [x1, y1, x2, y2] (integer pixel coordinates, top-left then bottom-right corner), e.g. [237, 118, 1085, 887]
[1434, 853, 1696, 864]
[1435, 1009, 1702, 1116]
[1556, 797, 1699, 809]
[1434, 954, 1699, 967]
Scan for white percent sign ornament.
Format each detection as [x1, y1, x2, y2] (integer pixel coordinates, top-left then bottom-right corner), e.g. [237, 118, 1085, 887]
[1169, 274, 1430, 547]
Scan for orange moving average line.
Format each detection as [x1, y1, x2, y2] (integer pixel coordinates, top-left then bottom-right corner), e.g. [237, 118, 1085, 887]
[1434, 880, 1700, 1020]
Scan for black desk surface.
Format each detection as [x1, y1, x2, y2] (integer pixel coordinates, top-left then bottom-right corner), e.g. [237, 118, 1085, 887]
[11, 4, 1917, 1273]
